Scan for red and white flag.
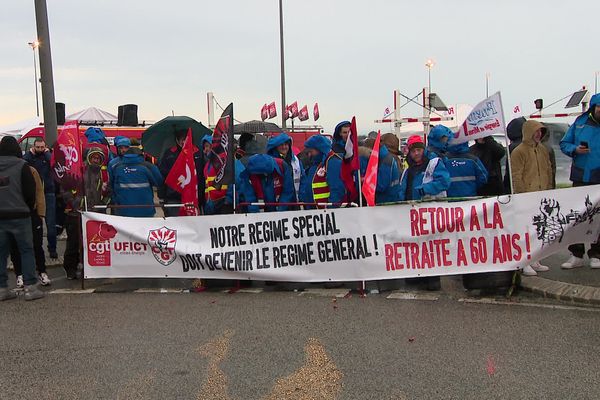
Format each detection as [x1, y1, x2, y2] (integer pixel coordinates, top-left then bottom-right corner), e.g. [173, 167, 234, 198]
[340, 117, 359, 201]
[260, 104, 268, 121]
[268, 102, 277, 119]
[298, 105, 309, 121]
[165, 128, 199, 216]
[362, 130, 381, 207]
[51, 120, 83, 191]
[284, 105, 290, 120]
[313, 103, 320, 121]
[289, 101, 299, 118]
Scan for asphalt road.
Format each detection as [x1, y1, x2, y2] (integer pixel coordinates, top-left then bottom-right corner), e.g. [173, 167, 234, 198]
[1, 292, 599, 400]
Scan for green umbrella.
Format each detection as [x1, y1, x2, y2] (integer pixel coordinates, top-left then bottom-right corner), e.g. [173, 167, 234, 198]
[141, 116, 212, 159]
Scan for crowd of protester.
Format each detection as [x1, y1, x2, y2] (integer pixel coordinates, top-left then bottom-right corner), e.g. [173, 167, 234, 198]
[1, 93, 599, 301]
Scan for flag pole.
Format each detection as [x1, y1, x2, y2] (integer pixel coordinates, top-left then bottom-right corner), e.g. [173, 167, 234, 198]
[498, 92, 515, 195]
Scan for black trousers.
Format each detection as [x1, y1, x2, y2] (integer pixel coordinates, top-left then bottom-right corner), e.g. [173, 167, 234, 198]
[10, 213, 46, 275]
[63, 214, 81, 275]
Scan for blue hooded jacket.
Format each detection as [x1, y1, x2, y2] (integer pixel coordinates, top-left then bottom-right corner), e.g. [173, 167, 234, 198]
[201, 134, 212, 147]
[266, 133, 304, 195]
[427, 125, 454, 158]
[332, 120, 351, 156]
[560, 93, 600, 183]
[84, 127, 110, 146]
[238, 154, 295, 213]
[399, 149, 451, 201]
[299, 135, 346, 207]
[358, 145, 401, 204]
[444, 141, 488, 197]
[114, 136, 131, 147]
[109, 153, 163, 217]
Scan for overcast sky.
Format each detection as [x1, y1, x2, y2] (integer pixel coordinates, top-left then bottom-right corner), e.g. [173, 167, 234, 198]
[1, 0, 598, 133]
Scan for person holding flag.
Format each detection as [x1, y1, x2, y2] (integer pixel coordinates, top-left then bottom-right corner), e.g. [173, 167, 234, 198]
[299, 135, 347, 208]
[158, 129, 204, 217]
[332, 121, 351, 156]
[360, 131, 401, 206]
[204, 104, 235, 215]
[163, 129, 200, 216]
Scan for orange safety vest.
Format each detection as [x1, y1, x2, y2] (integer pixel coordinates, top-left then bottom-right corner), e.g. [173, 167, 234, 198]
[311, 151, 340, 204]
[204, 163, 228, 202]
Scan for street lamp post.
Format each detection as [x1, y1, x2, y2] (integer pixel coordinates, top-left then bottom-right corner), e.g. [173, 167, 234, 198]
[278, 0, 287, 129]
[424, 59, 435, 134]
[28, 40, 40, 117]
[425, 59, 435, 93]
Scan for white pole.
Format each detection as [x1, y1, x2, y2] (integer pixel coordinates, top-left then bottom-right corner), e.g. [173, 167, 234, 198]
[498, 92, 515, 195]
[207, 92, 215, 128]
[394, 89, 401, 136]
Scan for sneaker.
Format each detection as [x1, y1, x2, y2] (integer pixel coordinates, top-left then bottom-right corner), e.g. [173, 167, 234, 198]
[561, 256, 585, 269]
[590, 257, 600, 269]
[16, 275, 24, 289]
[49, 251, 58, 259]
[24, 284, 45, 301]
[38, 272, 51, 286]
[531, 261, 549, 272]
[522, 264, 537, 276]
[0, 287, 17, 301]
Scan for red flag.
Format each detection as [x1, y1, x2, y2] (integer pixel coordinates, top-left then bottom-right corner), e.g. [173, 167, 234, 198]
[284, 105, 290, 120]
[268, 102, 277, 119]
[165, 128, 199, 216]
[313, 103, 320, 121]
[211, 103, 235, 186]
[260, 104, 268, 121]
[362, 130, 381, 207]
[298, 105, 309, 121]
[290, 101, 299, 118]
[51, 120, 83, 191]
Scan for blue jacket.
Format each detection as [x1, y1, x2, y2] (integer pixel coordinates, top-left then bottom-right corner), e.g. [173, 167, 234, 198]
[399, 151, 451, 201]
[109, 154, 163, 217]
[444, 142, 488, 197]
[24, 150, 54, 193]
[359, 145, 401, 204]
[332, 120, 351, 156]
[238, 154, 295, 213]
[560, 93, 600, 183]
[299, 135, 346, 207]
[427, 125, 454, 158]
[114, 136, 131, 147]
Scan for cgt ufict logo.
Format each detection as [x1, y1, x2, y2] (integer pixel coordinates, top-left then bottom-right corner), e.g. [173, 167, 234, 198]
[86, 221, 118, 267]
[148, 227, 178, 266]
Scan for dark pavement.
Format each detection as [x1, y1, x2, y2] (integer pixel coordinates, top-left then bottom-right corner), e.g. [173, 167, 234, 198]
[1, 291, 599, 399]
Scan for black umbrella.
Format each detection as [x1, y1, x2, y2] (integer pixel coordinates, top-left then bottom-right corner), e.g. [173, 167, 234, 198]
[141, 116, 212, 159]
[233, 120, 281, 134]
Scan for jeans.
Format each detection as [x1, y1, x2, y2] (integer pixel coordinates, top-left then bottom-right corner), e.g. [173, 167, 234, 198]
[10, 213, 46, 275]
[0, 217, 37, 288]
[45, 192, 57, 253]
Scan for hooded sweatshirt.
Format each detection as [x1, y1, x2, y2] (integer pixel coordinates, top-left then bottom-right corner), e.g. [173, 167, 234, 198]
[332, 121, 351, 156]
[510, 120, 553, 193]
[560, 93, 600, 184]
[427, 125, 454, 158]
[266, 133, 303, 195]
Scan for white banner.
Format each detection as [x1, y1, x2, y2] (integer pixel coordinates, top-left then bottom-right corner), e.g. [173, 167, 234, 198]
[453, 92, 506, 144]
[82, 186, 600, 281]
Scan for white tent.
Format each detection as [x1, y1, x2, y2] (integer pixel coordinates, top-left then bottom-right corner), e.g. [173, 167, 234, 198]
[66, 107, 117, 122]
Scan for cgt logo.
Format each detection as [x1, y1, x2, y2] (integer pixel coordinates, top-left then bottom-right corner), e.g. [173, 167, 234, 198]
[148, 227, 177, 266]
[86, 221, 117, 267]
